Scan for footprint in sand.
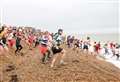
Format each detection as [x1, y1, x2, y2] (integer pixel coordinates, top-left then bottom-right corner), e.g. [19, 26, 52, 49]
[5, 65, 15, 72]
[9, 75, 19, 82]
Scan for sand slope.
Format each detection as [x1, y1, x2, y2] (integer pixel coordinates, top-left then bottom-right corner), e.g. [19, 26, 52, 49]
[1, 45, 120, 82]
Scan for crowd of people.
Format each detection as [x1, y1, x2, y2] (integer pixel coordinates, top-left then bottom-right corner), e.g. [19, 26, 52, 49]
[67, 35, 120, 60]
[0, 25, 66, 67]
[0, 25, 120, 68]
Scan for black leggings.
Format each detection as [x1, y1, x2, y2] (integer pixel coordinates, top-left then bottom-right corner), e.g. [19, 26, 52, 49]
[15, 45, 23, 53]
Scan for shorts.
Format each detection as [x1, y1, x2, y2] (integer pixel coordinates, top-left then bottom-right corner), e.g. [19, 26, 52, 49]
[115, 54, 119, 57]
[8, 39, 15, 47]
[39, 45, 48, 54]
[83, 45, 88, 50]
[52, 46, 63, 54]
[74, 43, 79, 48]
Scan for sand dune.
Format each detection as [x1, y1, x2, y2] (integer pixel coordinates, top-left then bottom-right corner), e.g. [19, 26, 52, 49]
[1, 45, 120, 82]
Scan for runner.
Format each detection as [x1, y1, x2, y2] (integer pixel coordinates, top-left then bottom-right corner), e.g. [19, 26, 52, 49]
[103, 43, 109, 55]
[7, 30, 15, 48]
[83, 37, 91, 53]
[83, 41, 89, 52]
[0, 27, 5, 55]
[0, 26, 9, 55]
[94, 42, 101, 55]
[89, 42, 95, 55]
[68, 36, 74, 48]
[34, 34, 39, 48]
[28, 33, 34, 50]
[50, 29, 66, 68]
[73, 39, 80, 53]
[79, 40, 83, 49]
[112, 45, 120, 60]
[39, 31, 52, 63]
[15, 35, 23, 55]
[67, 35, 71, 48]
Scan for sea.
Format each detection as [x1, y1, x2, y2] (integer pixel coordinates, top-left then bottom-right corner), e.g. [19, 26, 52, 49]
[98, 51, 120, 69]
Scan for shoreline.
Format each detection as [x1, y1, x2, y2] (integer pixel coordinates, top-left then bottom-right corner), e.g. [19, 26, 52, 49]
[97, 54, 120, 69]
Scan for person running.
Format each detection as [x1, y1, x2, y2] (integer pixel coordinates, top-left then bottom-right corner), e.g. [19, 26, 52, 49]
[39, 31, 52, 63]
[39, 36, 49, 63]
[7, 30, 15, 48]
[50, 29, 66, 68]
[0, 35, 9, 55]
[112, 45, 120, 60]
[70, 36, 75, 48]
[0, 26, 9, 55]
[45, 31, 53, 60]
[103, 43, 109, 55]
[67, 36, 74, 48]
[67, 35, 71, 48]
[83, 41, 89, 52]
[94, 42, 101, 55]
[28, 33, 34, 50]
[15, 35, 23, 55]
[83, 37, 91, 53]
[73, 39, 80, 53]
[34, 35, 39, 48]
[0, 27, 5, 55]
[89, 42, 95, 55]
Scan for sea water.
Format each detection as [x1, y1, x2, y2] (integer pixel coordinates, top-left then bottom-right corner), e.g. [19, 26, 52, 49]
[99, 48, 120, 69]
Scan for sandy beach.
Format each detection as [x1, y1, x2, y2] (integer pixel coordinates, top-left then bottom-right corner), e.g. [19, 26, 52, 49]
[1, 44, 120, 82]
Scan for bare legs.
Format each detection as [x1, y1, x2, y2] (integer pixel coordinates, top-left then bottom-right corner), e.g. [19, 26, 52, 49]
[50, 49, 66, 68]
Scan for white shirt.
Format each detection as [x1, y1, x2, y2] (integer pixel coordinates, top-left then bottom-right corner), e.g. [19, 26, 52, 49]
[115, 48, 120, 55]
[7, 33, 13, 40]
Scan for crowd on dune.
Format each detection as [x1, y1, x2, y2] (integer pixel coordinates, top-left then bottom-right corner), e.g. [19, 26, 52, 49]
[0, 25, 120, 69]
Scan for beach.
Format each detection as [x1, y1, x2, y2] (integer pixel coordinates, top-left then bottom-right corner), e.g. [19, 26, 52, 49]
[1, 44, 120, 82]
[0, 0, 119, 81]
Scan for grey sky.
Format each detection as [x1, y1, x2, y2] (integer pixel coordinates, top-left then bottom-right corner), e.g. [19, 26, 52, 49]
[0, 0, 119, 34]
